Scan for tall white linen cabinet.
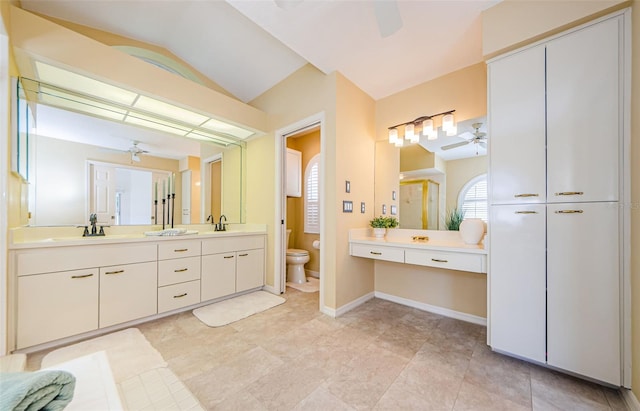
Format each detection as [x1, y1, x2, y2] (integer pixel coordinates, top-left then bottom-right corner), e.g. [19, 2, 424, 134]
[487, 10, 631, 387]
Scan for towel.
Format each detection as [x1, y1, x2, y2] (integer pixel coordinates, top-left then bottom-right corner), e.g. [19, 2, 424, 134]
[0, 370, 75, 411]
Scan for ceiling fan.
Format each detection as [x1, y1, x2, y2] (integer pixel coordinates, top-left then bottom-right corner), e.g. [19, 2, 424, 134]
[126, 141, 149, 162]
[441, 123, 487, 153]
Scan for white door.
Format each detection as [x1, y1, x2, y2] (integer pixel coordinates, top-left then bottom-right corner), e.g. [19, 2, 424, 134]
[90, 164, 116, 225]
[547, 202, 620, 385]
[488, 45, 546, 205]
[489, 204, 546, 363]
[546, 17, 620, 203]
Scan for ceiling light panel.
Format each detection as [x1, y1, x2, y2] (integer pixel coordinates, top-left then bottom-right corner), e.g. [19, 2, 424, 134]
[201, 118, 254, 139]
[186, 129, 237, 145]
[39, 87, 127, 121]
[134, 95, 209, 125]
[35, 61, 138, 106]
[124, 113, 191, 137]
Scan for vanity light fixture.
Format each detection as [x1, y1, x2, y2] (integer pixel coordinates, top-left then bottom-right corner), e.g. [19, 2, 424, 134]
[388, 110, 455, 146]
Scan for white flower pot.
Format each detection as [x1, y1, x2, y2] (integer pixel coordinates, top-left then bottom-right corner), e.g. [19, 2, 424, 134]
[459, 218, 485, 245]
[373, 228, 386, 239]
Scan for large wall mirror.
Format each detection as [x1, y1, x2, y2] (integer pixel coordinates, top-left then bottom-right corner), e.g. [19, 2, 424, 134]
[376, 117, 488, 230]
[16, 78, 245, 227]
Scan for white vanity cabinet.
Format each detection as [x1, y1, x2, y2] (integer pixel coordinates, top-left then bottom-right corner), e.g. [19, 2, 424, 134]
[201, 235, 266, 297]
[157, 239, 202, 314]
[99, 261, 158, 328]
[17, 268, 99, 349]
[488, 12, 627, 386]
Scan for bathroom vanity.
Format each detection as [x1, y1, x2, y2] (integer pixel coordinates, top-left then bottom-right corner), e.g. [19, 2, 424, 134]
[8, 225, 266, 352]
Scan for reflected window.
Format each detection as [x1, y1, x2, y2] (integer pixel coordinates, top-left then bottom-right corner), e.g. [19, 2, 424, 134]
[304, 154, 320, 234]
[458, 174, 487, 222]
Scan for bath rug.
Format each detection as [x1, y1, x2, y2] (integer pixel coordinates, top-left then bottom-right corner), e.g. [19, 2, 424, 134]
[287, 277, 320, 293]
[41, 328, 166, 383]
[193, 291, 285, 327]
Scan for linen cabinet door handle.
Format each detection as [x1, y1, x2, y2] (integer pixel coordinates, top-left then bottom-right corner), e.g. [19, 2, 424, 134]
[514, 193, 539, 198]
[238, 253, 249, 257]
[173, 293, 187, 299]
[370, 251, 382, 255]
[555, 210, 584, 214]
[174, 268, 188, 273]
[104, 270, 124, 275]
[431, 258, 448, 263]
[555, 191, 584, 196]
[174, 248, 188, 252]
[515, 211, 538, 214]
[71, 273, 94, 279]
[223, 255, 234, 259]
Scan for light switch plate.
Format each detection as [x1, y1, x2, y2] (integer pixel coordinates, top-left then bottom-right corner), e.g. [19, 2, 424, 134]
[391, 205, 397, 215]
[343, 201, 353, 213]
[361, 202, 365, 213]
[382, 204, 387, 215]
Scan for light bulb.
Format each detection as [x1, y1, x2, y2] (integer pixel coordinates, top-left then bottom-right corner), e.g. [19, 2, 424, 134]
[442, 113, 455, 132]
[427, 129, 438, 140]
[404, 123, 414, 141]
[388, 128, 398, 144]
[446, 124, 458, 136]
[422, 118, 434, 136]
[394, 137, 404, 147]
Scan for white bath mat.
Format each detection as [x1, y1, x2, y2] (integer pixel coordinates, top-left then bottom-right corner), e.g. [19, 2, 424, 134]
[41, 328, 166, 383]
[287, 277, 319, 293]
[193, 291, 285, 327]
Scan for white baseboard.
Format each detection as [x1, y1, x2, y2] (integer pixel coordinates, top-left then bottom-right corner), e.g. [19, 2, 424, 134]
[305, 269, 319, 278]
[622, 389, 640, 411]
[321, 291, 375, 318]
[374, 291, 487, 326]
[262, 285, 280, 295]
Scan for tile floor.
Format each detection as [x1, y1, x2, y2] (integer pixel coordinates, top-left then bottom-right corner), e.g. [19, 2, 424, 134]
[28, 288, 628, 410]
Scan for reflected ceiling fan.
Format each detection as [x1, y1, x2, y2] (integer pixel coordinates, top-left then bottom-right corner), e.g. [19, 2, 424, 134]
[126, 141, 149, 162]
[441, 123, 487, 153]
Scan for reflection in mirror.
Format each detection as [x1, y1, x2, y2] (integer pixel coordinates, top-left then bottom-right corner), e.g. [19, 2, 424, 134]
[18, 79, 245, 227]
[395, 117, 488, 229]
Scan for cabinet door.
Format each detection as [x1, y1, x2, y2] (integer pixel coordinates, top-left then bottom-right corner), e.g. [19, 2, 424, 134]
[547, 17, 620, 203]
[201, 253, 236, 301]
[236, 249, 265, 292]
[547, 202, 620, 385]
[100, 262, 157, 328]
[488, 45, 546, 204]
[17, 269, 99, 349]
[489, 204, 546, 363]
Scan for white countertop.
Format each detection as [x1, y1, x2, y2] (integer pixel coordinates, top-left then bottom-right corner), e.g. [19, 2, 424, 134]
[349, 228, 487, 255]
[9, 224, 267, 250]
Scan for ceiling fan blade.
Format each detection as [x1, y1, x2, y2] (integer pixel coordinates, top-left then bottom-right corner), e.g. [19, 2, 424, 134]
[479, 141, 487, 149]
[441, 140, 470, 151]
[373, 0, 403, 38]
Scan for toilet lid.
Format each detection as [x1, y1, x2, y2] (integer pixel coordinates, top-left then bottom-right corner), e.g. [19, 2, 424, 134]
[287, 248, 309, 256]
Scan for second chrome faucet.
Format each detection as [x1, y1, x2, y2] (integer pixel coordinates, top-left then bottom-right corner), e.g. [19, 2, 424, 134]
[206, 214, 228, 232]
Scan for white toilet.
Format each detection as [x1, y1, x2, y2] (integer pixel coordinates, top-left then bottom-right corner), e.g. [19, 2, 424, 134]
[286, 229, 310, 284]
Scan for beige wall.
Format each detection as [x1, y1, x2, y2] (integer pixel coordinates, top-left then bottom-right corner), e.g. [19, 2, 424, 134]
[445, 155, 488, 213]
[374, 63, 488, 317]
[484, 0, 639, 397]
[286, 130, 320, 274]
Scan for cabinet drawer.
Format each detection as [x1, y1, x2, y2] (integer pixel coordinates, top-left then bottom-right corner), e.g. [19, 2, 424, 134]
[158, 256, 201, 286]
[202, 235, 264, 255]
[350, 244, 404, 263]
[405, 249, 485, 273]
[158, 280, 201, 313]
[158, 240, 201, 260]
[16, 243, 157, 276]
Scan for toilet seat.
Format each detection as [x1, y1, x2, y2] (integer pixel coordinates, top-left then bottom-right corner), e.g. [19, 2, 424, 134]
[287, 248, 309, 256]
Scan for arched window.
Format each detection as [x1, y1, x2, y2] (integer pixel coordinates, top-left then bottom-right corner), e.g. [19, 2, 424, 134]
[458, 174, 488, 221]
[304, 154, 320, 233]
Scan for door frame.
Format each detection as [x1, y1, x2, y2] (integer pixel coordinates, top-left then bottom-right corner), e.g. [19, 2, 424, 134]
[201, 153, 223, 224]
[274, 112, 325, 312]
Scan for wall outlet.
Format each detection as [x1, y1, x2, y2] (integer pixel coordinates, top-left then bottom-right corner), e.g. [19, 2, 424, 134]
[343, 200, 353, 213]
[360, 202, 365, 213]
[382, 204, 387, 215]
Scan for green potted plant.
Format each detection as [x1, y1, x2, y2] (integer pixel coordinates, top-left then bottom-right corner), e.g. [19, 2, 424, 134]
[369, 216, 399, 238]
[445, 208, 465, 231]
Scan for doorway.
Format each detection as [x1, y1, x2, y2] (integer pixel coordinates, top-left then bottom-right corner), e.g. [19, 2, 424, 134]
[275, 112, 325, 312]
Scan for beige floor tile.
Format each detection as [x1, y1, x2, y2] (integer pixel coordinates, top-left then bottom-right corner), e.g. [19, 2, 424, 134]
[210, 391, 267, 411]
[292, 386, 355, 411]
[603, 388, 629, 411]
[531, 369, 611, 411]
[373, 322, 431, 360]
[413, 340, 472, 377]
[453, 379, 530, 411]
[464, 356, 532, 408]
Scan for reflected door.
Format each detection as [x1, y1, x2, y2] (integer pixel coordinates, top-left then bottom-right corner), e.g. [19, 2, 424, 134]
[90, 164, 116, 225]
[210, 160, 222, 218]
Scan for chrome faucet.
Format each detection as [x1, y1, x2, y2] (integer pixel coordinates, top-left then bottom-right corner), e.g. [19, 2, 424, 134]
[217, 215, 227, 232]
[80, 213, 106, 237]
[206, 214, 215, 226]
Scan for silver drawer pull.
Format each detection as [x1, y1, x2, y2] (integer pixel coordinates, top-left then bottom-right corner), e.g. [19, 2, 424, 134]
[174, 268, 188, 273]
[174, 248, 188, 252]
[555, 210, 584, 214]
[71, 273, 94, 279]
[224, 255, 234, 259]
[555, 191, 583, 196]
[515, 211, 538, 214]
[238, 253, 249, 257]
[370, 251, 382, 255]
[431, 258, 448, 263]
[173, 293, 187, 299]
[105, 270, 124, 275]
[514, 193, 539, 198]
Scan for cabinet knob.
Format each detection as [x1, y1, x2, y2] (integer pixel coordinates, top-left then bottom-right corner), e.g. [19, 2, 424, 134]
[238, 253, 249, 257]
[370, 251, 382, 255]
[515, 211, 538, 214]
[173, 293, 187, 299]
[104, 270, 124, 275]
[555, 210, 584, 214]
[431, 258, 448, 263]
[555, 191, 584, 196]
[174, 268, 188, 273]
[174, 248, 188, 252]
[71, 273, 94, 279]
[514, 193, 539, 198]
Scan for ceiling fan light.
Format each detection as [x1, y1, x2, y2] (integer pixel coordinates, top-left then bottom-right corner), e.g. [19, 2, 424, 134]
[422, 119, 434, 136]
[132, 153, 141, 162]
[388, 128, 398, 144]
[442, 113, 455, 132]
[404, 123, 414, 140]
